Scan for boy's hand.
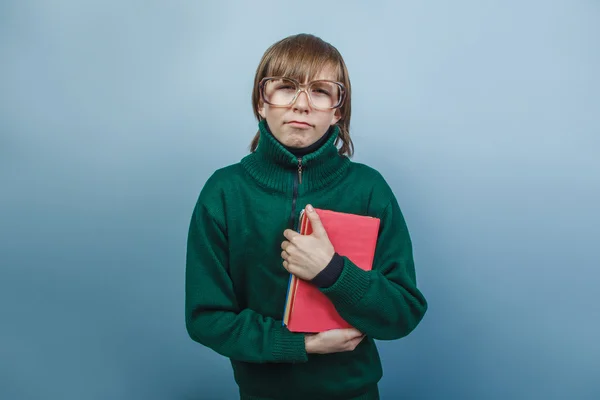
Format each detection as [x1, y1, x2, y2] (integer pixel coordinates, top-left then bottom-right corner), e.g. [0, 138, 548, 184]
[281, 204, 335, 281]
[304, 328, 366, 354]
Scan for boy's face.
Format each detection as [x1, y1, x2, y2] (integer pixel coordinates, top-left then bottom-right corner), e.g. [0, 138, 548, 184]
[258, 66, 342, 150]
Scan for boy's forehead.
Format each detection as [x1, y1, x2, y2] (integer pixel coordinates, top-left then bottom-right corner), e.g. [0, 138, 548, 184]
[310, 65, 338, 81]
[269, 59, 340, 82]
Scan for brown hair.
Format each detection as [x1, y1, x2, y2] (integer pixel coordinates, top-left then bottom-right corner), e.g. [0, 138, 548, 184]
[249, 33, 354, 158]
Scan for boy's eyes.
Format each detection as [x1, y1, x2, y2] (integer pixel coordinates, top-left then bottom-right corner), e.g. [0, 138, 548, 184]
[311, 87, 331, 95]
[274, 84, 331, 95]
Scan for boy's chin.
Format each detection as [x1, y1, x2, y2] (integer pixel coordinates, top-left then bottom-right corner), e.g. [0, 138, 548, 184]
[284, 138, 312, 149]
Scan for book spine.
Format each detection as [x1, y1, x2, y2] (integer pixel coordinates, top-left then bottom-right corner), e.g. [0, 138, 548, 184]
[282, 210, 307, 326]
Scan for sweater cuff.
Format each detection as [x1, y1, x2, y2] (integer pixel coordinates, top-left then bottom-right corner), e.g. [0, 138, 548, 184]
[319, 257, 370, 307]
[272, 327, 308, 363]
[311, 252, 344, 288]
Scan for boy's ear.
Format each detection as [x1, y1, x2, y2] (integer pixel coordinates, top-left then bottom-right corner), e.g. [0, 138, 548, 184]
[257, 101, 266, 119]
[331, 109, 342, 125]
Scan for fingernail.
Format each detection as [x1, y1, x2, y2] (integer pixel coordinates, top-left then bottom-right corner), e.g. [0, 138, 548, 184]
[307, 205, 314, 212]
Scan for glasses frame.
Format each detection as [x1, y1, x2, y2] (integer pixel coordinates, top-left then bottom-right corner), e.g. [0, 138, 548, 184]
[259, 76, 346, 110]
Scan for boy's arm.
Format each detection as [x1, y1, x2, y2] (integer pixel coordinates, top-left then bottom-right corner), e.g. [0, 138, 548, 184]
[185, 199, 307, 364]
[318, 194, 428, 340]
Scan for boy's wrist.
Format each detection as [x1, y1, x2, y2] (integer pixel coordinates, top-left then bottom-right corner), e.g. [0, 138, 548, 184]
[304, 334, 316, 354]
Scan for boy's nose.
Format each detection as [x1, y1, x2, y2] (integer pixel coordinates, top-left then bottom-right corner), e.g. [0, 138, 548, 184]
[292, 90, 310, 111]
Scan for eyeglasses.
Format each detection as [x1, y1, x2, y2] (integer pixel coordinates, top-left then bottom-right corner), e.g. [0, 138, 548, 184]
[259, 77, 346, 110]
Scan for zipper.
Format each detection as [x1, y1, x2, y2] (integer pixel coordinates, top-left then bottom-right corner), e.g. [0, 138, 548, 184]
[287, 157, 303, 230]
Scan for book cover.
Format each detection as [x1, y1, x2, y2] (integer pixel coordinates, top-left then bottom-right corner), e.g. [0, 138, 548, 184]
[283, 208, 380, 333]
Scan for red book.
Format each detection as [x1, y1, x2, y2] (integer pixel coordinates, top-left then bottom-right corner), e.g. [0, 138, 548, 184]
[283, 208, 380, 333]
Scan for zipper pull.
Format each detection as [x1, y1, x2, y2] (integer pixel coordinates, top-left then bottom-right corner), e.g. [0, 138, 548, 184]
[297, 157, 303, 185]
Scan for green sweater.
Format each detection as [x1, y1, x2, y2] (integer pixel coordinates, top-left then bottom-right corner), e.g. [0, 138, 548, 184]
[185, 120, 427, 400]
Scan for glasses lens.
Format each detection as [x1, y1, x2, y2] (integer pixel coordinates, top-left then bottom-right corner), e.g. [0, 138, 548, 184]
[262, 78, 343, 109]
[263, 78, 298, 106]
[309, 81, 342, 109]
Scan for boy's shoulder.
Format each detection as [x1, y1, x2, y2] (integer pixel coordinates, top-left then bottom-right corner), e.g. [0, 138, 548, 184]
[347, 160, 391, 188]
[195, 162, 245, 200]
[347, 160, 398, 207]
[348, 160, 384, 179]
[208, 162, 244, 181]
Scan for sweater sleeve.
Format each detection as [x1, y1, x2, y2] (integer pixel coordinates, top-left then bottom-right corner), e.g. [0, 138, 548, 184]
[185, 192, 307, 364]
[319, 193, 428, 340]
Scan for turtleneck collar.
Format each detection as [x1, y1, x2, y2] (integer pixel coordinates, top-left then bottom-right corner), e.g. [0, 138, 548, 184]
[264, 121, 334, 157]
[240, 119, 351, 193]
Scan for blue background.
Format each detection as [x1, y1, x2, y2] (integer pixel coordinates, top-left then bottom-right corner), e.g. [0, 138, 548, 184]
[1, 1, 599, 399]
